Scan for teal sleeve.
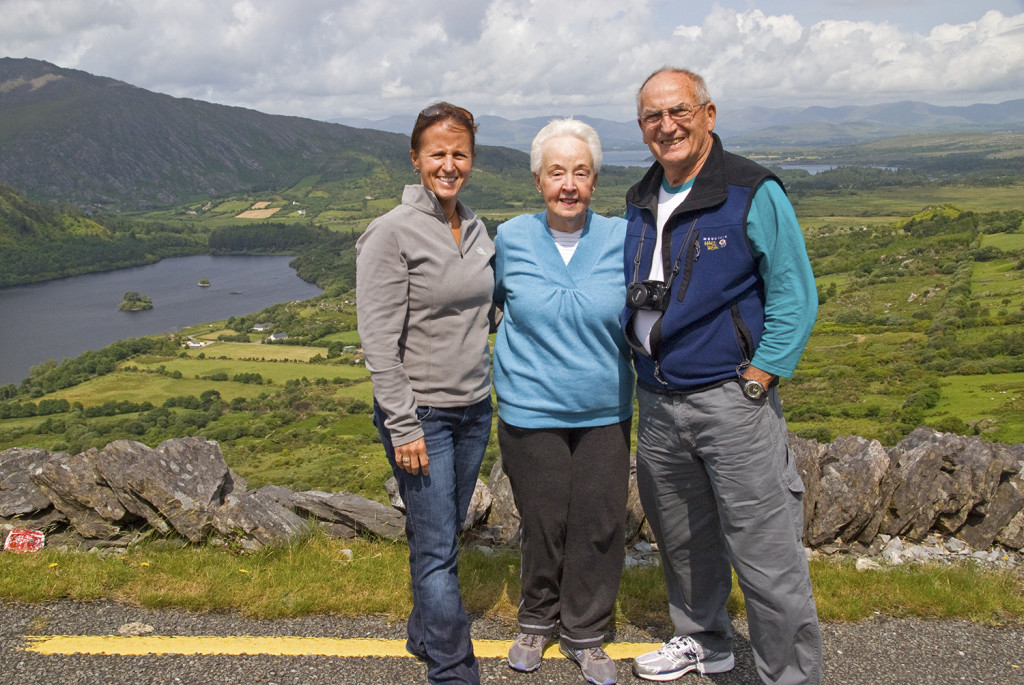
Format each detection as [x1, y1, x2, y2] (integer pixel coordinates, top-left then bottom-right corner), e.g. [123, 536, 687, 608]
[746, 180, 818, 378]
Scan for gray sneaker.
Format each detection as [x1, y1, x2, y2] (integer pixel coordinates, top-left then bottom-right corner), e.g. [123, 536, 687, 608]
[632, 635, 734, 681]
[508, 632, 550, 672]
[559, 643, 617, 685]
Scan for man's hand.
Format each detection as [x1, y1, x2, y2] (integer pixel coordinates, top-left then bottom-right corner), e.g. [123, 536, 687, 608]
[742, 365, 776, 388]
[395, 437, 429, 476]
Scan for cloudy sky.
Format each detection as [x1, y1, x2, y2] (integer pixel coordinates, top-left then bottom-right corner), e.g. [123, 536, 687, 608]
[2, 0, 1023, 123]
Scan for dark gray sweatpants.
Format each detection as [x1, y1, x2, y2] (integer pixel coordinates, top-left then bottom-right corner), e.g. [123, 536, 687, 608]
[636, 382, 822, 685]
[498, 418, 631, 649]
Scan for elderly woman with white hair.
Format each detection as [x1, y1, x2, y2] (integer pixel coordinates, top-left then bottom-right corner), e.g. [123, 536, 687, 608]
[493, 119, 634, 685]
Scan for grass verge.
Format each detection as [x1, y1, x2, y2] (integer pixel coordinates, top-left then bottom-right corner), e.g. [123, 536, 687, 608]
[1, 529, 1021, 628]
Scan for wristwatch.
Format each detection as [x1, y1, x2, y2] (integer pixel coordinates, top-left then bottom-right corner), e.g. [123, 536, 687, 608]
[740, 377, 766, 400]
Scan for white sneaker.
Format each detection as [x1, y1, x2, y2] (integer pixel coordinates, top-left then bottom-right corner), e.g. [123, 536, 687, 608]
[632, 635, 735, 681]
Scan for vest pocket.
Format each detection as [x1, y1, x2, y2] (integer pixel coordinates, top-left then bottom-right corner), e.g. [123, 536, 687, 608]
[730, 305, 756, 361]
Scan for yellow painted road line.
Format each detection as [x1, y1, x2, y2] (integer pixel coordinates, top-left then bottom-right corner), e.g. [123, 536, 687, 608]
[23, 635, 659, 660]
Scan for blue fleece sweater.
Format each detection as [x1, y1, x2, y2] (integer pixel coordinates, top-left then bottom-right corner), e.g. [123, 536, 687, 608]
[494, 210, 634, 428]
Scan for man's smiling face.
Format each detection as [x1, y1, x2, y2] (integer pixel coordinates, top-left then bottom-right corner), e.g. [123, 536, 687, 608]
[638, 70, 717, 186]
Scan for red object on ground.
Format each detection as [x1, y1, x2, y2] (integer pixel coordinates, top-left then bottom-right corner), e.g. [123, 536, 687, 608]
[3, 529, 45, 553]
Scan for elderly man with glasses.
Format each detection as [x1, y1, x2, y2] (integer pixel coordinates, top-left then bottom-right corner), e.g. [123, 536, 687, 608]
[621, 67, 822, 684]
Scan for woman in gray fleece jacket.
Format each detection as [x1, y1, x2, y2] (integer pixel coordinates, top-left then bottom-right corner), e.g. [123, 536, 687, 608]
[355, 102, 495, 685]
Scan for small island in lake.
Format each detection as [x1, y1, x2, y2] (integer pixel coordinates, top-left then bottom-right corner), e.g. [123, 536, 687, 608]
[198, 278, 210, 287]
[119, 291, 153, 312]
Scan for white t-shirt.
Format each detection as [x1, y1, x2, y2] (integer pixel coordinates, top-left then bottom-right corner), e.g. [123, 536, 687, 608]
[633, 180, 692, 354]
[548, 226, 583, 265]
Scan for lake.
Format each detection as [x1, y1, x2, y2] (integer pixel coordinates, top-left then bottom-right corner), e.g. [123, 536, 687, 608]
[0, 255, 323, 386]
[603, 150, 654, 167]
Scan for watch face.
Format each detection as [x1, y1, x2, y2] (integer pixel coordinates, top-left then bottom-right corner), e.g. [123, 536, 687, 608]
[743, 380, 765, 399]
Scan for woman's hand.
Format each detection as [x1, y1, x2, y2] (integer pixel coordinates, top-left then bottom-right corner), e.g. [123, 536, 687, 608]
[395, 437, 430, 476]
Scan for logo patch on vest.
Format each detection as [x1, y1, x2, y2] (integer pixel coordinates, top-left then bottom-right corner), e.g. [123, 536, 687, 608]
[703, 236, 728, 251]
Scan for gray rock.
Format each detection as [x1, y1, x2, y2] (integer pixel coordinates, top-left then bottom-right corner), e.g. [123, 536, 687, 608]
[625, 452, 649, 544]
[878, 429, 1024, 547]
[805, 435, 890, 546]
[212, 487, 308, 548]
[993, 456, 1024, 550]
[1, 507, 67, 534]
[465, 478, 492, 531]
[790, 434, 825, 545]
[90, 441, 173, 535]
[384, 476, 491, 531]
[483, 457, 520, 545]
[146, 437, 234, 542]
[31, 449, 127, 539]
[384, 477, 404, 513]
[291, 490, 405, 541]
[0, 448, 55, 517]
[89, 438, 233, 542]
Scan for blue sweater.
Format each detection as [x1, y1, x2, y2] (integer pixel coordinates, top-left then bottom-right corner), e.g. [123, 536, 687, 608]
[494, 210, 634, 428]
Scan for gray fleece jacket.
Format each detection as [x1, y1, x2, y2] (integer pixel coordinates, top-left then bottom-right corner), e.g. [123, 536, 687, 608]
[355, 185, 495, 446]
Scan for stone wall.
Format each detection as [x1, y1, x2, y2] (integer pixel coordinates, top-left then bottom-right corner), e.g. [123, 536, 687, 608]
[3, 427, 1023, 553]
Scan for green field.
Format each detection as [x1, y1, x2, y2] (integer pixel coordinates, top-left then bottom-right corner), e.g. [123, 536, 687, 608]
[792, 185, 1024, 230]
[2, 176, 1023, 500]
[181, 342, 332, 363]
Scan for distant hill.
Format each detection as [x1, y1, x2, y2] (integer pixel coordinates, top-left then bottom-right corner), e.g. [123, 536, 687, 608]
[336, 100, 1024, 151]
[0, 58, 526, 210]
[3, 57, 1020, 210]
[0, 184, 108, 245]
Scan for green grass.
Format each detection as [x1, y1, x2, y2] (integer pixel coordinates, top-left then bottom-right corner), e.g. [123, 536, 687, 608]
[181, 342, 330, 362]
[981, 233, 1024, 251]
[45, 370, 269, 406]
[928, 373, 1024, 443]
[131, 358, 368, 384]
[318, 331, 362, 345]
[792, 185, 1024, 225]
[1, 532, 1020, 626]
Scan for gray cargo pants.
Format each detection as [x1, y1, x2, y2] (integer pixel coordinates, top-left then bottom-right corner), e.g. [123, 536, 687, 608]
[636, 382, 822, 685]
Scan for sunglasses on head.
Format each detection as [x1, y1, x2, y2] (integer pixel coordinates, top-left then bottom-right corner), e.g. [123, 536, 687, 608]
[419, 103, 474, 125]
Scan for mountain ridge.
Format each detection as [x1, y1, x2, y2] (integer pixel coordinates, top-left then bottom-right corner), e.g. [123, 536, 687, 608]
[0, 58, 526, 210]
[335, 99, 1024, 151]
[3, 57, 1022, 210]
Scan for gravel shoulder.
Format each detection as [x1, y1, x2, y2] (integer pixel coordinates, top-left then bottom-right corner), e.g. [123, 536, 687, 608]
[1, 600, 1021, 684]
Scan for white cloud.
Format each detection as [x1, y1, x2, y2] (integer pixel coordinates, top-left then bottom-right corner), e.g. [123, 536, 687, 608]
[665, 8, 1024, 107]
[0, 0, 1021, 120]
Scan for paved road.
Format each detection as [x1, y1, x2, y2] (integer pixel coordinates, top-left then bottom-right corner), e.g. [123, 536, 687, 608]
[1, 600, 1021, 684]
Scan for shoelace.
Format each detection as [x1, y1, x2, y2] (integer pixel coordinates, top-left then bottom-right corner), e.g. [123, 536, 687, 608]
[660, 636, 707, 674]
[519, 634, 544, 648]
[581, 647, 610, 662]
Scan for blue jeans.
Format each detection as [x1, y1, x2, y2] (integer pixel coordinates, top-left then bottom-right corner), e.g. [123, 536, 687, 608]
[373, 397, 492, 685]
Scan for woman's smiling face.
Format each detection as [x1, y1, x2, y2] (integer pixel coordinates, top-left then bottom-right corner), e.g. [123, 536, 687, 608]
[410, 121, 474, 209]
[534, 135, 596, 232]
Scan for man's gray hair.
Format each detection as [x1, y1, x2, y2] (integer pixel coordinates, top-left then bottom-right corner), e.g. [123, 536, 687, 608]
[636, 67, 711, 116]
[529, 118, 603, 176]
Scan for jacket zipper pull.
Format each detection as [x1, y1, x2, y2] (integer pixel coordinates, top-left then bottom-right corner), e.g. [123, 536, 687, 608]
[654, 361, 668, 386]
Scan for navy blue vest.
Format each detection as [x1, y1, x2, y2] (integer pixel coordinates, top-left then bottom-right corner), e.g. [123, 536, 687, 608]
[621, 135, 778, 392]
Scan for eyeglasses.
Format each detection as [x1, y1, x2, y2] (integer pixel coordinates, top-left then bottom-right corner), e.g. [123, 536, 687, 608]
[419, 103, 475, 125]
[638, 102, 709, 128]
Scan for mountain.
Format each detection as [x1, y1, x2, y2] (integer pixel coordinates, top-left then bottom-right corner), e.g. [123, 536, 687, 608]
[335, 100, 1024, 151]
[3, 57, 1020, 210]
[0, 58, 416, 209]
[0, 58, 526, 210]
